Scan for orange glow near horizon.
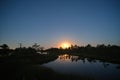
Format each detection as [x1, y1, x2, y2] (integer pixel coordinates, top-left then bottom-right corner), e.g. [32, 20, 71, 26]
[60, 42, 71, 49]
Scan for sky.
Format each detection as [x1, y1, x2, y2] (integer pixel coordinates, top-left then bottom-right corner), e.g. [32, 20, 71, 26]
[0, 0, 120, 49]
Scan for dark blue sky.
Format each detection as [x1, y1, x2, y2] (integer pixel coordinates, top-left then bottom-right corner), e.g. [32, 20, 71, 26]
[0, 0, 120, 48]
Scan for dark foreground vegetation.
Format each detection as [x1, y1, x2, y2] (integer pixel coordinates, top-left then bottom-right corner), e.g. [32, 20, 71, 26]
[0, 44, 57, 64]
[0, 43, 120, 80]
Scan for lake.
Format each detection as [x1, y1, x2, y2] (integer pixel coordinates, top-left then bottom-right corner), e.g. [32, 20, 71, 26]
[42, 54, 120, 80]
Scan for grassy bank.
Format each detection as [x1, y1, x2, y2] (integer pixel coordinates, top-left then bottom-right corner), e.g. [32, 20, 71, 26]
[0, 54, 58, 64]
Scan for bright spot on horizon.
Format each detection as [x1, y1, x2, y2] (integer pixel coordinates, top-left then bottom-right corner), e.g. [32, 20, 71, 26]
[60, 42, 71, 49]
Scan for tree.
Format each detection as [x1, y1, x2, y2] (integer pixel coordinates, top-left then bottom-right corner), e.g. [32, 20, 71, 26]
[0, 44, 9, 49]
[0, 44, 10, 56]
[32, 43, 40, 51]
[97, 44, 106, 48]
[86, 44, 92, 48]
[39, 47, 44, 52]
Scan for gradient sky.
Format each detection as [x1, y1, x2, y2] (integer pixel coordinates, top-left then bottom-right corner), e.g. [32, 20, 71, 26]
[0, 0, 120, 49]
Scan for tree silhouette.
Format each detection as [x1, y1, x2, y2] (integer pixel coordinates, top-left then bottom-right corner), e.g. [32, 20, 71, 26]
[32, 43, 40, 51]
[86, 44, 92, 48]
[0, 44, 9, 49]
[0, 44, 10, 56]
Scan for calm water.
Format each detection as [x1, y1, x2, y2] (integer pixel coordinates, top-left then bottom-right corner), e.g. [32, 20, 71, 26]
[42, 54, 120, 80]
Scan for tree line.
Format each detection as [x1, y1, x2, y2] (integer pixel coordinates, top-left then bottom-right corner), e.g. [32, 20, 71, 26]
[0, 43, 120, 56]
[0, 43, 44, 56]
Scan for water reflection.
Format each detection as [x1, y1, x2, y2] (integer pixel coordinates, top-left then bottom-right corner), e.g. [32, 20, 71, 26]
[43, 54, 120, 80]
[59, 54, 107, 65]
[59, 54, 79, 62]
[58, 54, 116, 68]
